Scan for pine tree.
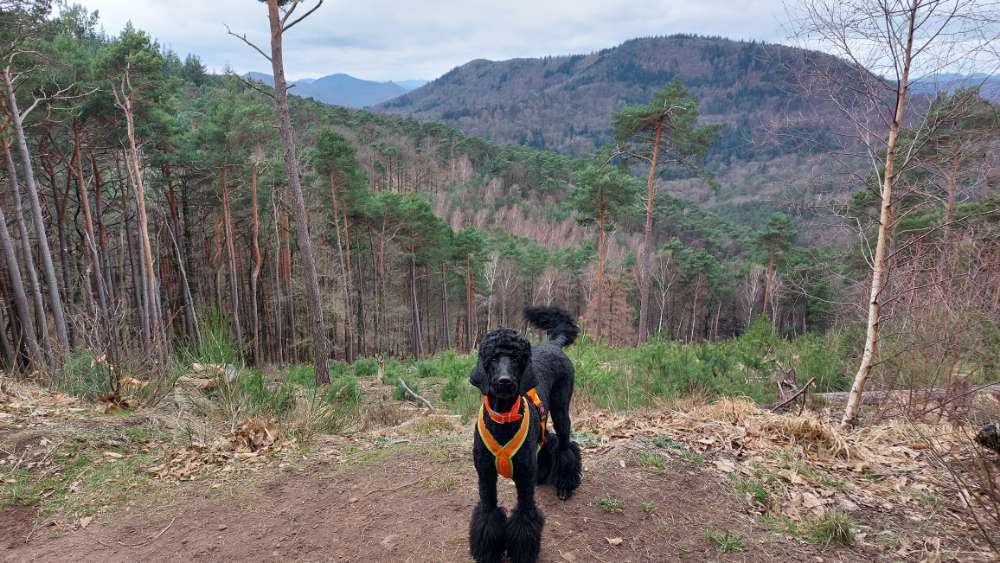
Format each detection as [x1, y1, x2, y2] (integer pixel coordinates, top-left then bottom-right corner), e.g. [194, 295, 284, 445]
[612, 77, 719, 344]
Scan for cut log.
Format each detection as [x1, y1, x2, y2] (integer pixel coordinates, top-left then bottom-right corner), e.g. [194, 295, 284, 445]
[815, 384, 999, 405]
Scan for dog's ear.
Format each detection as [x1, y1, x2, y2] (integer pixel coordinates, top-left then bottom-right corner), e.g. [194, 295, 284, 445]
[518, 361, 539, 395]
[469, 361, 490, 395]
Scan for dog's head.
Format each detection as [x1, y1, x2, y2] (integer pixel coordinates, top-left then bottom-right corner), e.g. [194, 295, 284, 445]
[469, 328, 536, 400]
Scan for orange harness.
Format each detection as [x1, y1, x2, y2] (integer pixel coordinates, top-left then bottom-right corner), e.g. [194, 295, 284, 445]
[478, 389, 547, 480]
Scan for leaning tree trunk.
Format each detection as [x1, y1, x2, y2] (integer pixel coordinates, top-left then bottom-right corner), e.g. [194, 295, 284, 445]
[842, 6, 916, 428]
[118, 77, 166, 363]
[71, 123, 111, 336]
[266, 0, 329, 384]
[2, 139, 51, 361]
[162, 161, 197, 342]
[3, 67, 70, 355]
[0, 197, 43, 368]
[637, 119, 664, 344]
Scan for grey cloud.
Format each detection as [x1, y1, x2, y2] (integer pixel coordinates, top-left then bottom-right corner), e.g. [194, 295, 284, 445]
[74, 0, 789, 81]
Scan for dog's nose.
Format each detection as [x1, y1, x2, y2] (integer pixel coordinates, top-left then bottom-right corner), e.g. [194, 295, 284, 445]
[496, 376, 514, 391]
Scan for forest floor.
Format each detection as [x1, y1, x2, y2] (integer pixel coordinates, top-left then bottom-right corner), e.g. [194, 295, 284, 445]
[1, 376, 997, 562]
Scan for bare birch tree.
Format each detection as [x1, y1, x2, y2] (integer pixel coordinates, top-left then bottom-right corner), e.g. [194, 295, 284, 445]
[793, 0, 999, 426]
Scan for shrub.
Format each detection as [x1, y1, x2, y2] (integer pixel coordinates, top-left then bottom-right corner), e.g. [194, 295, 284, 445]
[805, 511, 855, 547]
[180, 309, 242, 365]
[53, 349, 115, 400]
[238, 370, 292, 415]
[284, 364, 316, 389]
[352, 357, 378, 378]
[325, 374, 360, 406]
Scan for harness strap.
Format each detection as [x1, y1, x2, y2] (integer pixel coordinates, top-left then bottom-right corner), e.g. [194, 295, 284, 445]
[525, 388, 547, 447]
[483, 394, 524, 423]
[477, 396, 531, 479]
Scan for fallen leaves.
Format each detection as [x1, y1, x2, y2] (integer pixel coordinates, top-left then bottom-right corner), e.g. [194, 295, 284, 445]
[606, 537, 623, 546]
[147, 417, 287, 481]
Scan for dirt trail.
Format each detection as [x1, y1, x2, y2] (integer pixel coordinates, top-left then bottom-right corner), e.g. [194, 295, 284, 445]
[2, 429, 851, 562]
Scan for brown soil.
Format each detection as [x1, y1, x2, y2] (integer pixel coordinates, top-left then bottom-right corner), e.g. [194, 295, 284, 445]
[4, 384, 994, 562]
[2, 430, 864, 563]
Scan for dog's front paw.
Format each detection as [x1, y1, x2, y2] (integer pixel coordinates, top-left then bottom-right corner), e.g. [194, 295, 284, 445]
[506, 505, 544, 563]
[470, 503, 506, 563]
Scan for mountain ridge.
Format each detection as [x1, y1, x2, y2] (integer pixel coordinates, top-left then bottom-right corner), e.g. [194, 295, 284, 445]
[244, 71, 424, 108]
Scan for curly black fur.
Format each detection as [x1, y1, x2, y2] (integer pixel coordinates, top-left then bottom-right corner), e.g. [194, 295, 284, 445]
[469, 503, 507, 563]
[976, 423, 1000, 455]
[524, 305, 579, 347]
[468, 306, 583, 563]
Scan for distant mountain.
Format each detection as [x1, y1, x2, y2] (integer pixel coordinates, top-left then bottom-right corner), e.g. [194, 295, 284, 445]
[373, 35, 877, 236]
[911, 73, 999, 102]
[396, 79, 428, 91]
[244, 72, 408, 108]
[374, 35, 863, 157]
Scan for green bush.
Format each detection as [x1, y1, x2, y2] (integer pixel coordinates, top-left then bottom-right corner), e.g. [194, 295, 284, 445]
[284, 364, 316, 389]
[53, 349, 115, 400]
[180, 309, 242, 365]
[239, 370, 292, 415]
[795, 333, 850, 393]
[352, 357, 378, 378]
[325, 374, 360, 405]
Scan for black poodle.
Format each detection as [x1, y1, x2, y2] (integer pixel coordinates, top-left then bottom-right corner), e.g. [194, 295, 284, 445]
[468, 306, 583, 563]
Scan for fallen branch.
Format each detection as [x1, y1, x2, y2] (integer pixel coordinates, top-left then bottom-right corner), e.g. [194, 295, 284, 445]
[815, 383, 1000, 405]
[770, 377, 816, 413]
[98, 516, 176, 548]
[398, 378, 434, 412]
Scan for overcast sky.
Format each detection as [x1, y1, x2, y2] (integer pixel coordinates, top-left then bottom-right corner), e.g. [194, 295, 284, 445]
[68, 0, 792, 82]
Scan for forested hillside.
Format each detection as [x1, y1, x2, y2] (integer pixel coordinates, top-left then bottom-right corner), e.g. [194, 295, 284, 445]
[1, 2, 999, 560]
[0, 5, 836, 373]
[376, 35, 884, 232]
[0, 4, 996, 382]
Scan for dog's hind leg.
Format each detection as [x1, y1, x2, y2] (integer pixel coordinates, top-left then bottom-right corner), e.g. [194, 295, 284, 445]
[536, 432, 557, 484]
[470, 464, 506, 563]
[506, 468, 544, 563]
[550, 390, 582, 500]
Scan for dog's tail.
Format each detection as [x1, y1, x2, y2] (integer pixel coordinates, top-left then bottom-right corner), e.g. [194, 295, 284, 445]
[524, 306, 578, 348]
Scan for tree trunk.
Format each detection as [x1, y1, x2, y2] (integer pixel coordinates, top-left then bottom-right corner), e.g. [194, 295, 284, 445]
[637, 119, 663, 344]
[119, 156, 150, 355]
[162, 161, 196, 342]
[342, 208, 355, 362]
[219, 160, 243, 346]
[466, 253, 474, 350]
[4, 68, 70, 354]
[595, 188, 607, 339]
[2, 139, 51, 361]
[0, 195, 43, 368]
[842, 4, 916, 428]
[328, 173, 350, 361]
[266, 0, 329, 384]
[71, 123, 110, 336]
[763, 253, 775, 313]
[118, 77, 166, 362]
[250, 158, 263, 364]
[440, 261, 450, 349]
[409, 245, 423, 358]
